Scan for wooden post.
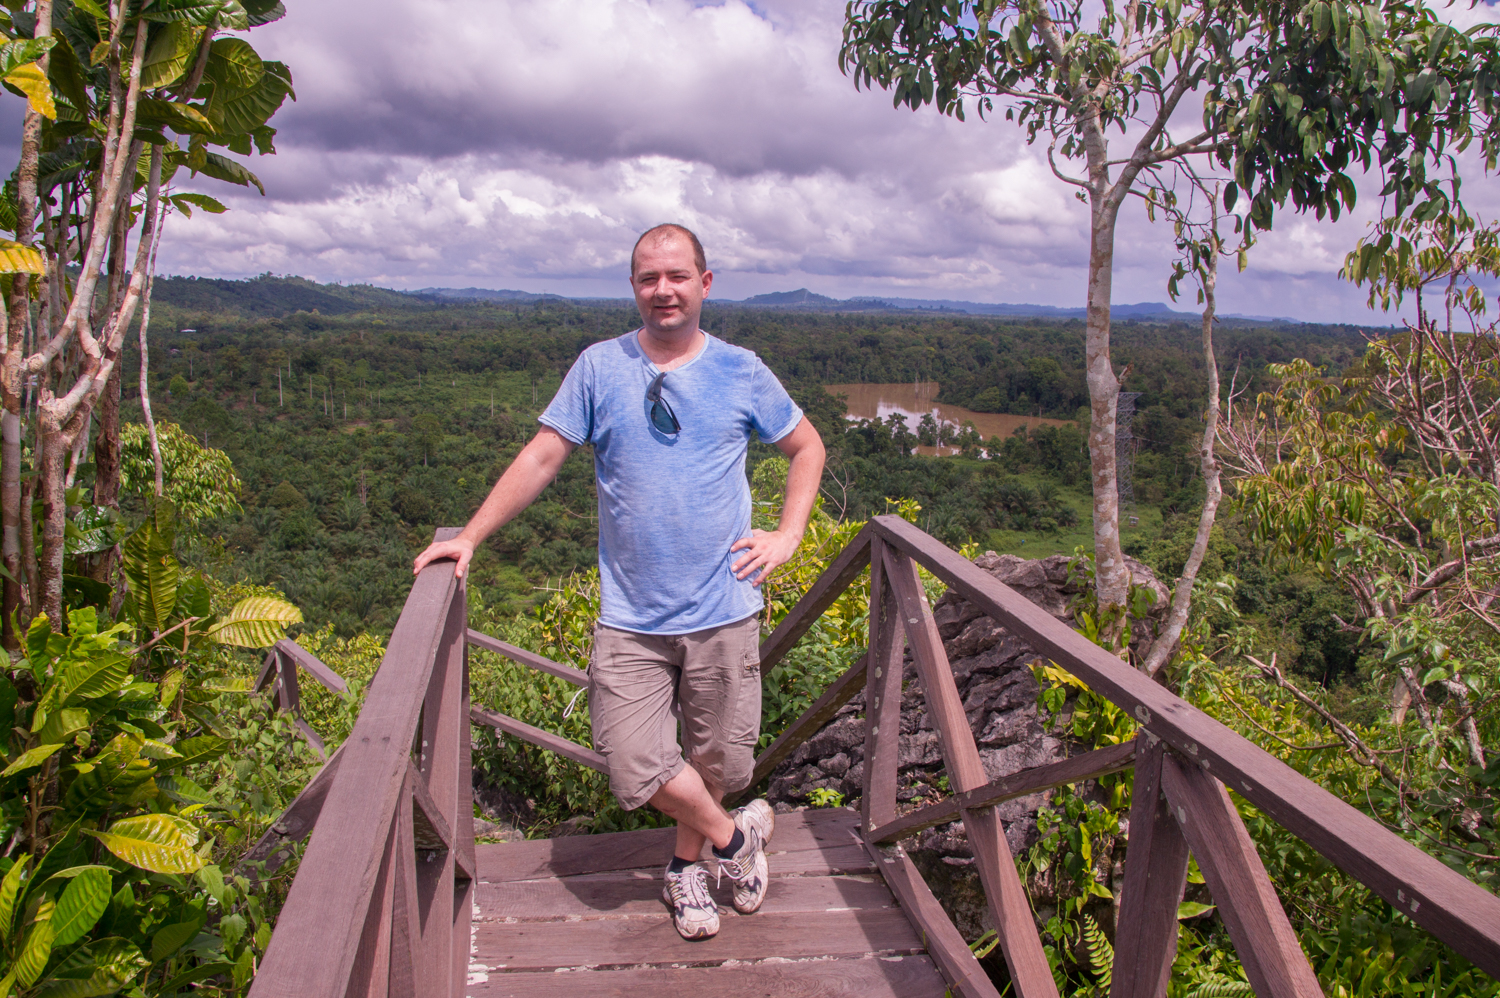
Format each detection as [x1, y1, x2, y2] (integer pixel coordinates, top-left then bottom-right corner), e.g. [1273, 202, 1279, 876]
[1109, 734, 1189, 998]
[388, 768, 421, 998]
[884, 549, 1059, 998]
[863, 537, 904, 835]
[1160, 754, 1324, 998]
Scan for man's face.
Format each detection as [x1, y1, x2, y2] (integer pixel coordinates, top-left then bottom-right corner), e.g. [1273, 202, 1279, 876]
[632, 234, 713, 339]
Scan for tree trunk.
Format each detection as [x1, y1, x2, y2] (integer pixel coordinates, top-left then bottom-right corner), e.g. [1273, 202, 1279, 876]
[86, 365, 123, 585]
[37, 407, 66, 625]
[2, 409, 23, 649]
[1085, 198, 1129, 619]
[1142, 248, 1223, 676]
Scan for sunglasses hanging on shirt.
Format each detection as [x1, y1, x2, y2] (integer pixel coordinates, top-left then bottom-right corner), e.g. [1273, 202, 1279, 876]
[646, 371, 681, 435]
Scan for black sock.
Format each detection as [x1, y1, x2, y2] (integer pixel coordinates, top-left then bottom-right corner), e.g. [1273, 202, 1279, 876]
[668, 855, 694, 874]
[713, 828, 745, 859]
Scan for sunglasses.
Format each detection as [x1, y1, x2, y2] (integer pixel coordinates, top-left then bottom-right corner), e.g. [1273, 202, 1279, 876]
[646, 371, 680, 435]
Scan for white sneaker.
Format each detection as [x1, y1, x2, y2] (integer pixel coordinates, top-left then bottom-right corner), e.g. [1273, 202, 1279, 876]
[717, 799, 775, 914]
[661, 861, 720, 940]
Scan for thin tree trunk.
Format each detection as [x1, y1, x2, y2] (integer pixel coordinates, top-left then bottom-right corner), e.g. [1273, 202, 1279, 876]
[1143, 249, 1223, 676]
[36, 407, 66, 624]
[1084, 197, 1130, 625]
[137, 217, 165, 499]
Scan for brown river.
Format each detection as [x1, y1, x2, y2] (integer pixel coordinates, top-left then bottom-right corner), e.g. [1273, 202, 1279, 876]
[824, 383, 1071, 457]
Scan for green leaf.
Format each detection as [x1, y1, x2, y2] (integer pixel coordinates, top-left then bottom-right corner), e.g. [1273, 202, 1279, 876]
[157, 736, 227, 770]
[15, 918, 55, 987]
[1178, 901, 1217, 919]
[1, 743, 65, 778]
[219, 912, 245, 948]
[208, 595, 302, 648]
[35, 709, 90, 746]
[0, 854, 31, 937]
[86, 814, 203, 875]
[32, 937, 149, 998]
[151, 918, 201, 961]
[205, 37, 264, 92]
[58, 653, 131, 704]
[141, 21, 202, 89]
[188, 150, 264, 194]
[171, 192, 227, 215]
[50, 868, 112, 947]
[134, 97, 213, 135]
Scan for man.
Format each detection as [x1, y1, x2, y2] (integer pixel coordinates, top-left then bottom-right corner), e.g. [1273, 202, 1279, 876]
[412, 224, 826, 941]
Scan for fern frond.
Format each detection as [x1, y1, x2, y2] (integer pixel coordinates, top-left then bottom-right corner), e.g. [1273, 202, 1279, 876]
[1082, 914, 1114, 987]
[1187, 981, 1254, 998]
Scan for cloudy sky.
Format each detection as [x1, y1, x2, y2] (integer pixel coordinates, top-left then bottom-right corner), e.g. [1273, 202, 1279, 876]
[7, 0, 1500, 321]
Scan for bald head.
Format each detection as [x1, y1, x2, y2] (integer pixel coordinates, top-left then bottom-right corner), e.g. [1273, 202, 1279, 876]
[631, 224, 706, 277]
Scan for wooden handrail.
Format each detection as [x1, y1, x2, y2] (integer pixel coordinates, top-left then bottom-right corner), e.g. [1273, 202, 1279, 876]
[250, 529, 474, 998]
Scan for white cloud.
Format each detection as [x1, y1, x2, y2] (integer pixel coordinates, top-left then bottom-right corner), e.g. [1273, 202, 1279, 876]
[116, 0, 1496, 323]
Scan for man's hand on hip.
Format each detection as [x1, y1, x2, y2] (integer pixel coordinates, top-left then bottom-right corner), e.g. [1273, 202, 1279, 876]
[730, 529, 801, 587]
[413, 536, 477, 579]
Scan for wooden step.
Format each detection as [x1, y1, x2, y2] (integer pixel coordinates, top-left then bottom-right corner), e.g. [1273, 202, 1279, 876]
[468, 954, 949, 997]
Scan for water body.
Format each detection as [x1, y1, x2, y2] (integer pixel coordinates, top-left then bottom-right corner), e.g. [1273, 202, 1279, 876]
[824, 383, 1072, 457]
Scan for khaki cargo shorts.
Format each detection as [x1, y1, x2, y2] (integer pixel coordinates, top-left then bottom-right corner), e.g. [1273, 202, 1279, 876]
[588, 615, 762, 811]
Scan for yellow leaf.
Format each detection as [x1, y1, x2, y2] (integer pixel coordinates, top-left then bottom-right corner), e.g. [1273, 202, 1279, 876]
[0, 240, 44, 275]
[3, 63, 54, 120]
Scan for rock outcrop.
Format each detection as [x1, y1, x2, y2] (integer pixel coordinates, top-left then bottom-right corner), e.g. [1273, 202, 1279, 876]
[768, 550, 1168, 938]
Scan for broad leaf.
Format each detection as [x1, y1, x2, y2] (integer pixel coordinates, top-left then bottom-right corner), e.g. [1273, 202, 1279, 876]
[15, 917, 55, 987]
[208, 595, 303, 648]
[1, 743, 65, 778]
[157, 736, 227, 770]
[0, 38, 58, 75]
[35, 709, 90, 746]
[141, 21, 202, 89]
[32, 937, 149, 998]
[246, 0, 285, 25]
[194, 150, 264, 194]
[0, 238, 45, 274]
[173, 192, 226, 214]
[205, 37, 263, 92]
[150, 919, 201, 961]
[134, 97, 213, 135]
[58, 654, 131, 704]
[86, 814, 203, 874]
[50, 868, 112, 947]
[0, 854, 31, 936]
[4, 62, 56, 119]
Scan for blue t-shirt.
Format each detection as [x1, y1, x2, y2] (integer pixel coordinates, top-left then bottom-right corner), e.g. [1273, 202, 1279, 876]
[539, 330, 803, 635]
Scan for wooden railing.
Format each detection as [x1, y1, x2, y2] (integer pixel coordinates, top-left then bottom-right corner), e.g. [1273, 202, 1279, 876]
[249, 517, 1500, 998]
[249, 529, 475, 997]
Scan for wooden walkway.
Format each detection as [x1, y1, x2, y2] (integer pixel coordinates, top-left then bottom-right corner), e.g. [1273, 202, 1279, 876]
[466, 808, 950, 997]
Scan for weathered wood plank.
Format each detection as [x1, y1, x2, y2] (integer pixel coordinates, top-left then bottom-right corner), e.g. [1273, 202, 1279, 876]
[238, 742, 345, 878]
[470, 706, 606, 773]
[251, 529, 462, 997]
[474, 871, 897, 921]
[870, 514, 1500, 975]
[758, 523, 873, 673]
[728, 652, 868, 807]
[1109, 736, 1188, 998]
[475, 807, 868, 882]
[418, 589, 466, 998]
[408, 759, 453, 853]
[471, 908, 924, 972]
[862, 838, 1002, 998]
[885, 550, 1057, 998]
[466, 628, 588, 686]
[343, 818, 398, 998]
[467, 955, 951, 997]
[274, 637, 350, 697]
[388, 773, 420, 998]
[863, 539, 904, 837]
[871, 741, 1137, 844]
[1160, 754, 1323, 998]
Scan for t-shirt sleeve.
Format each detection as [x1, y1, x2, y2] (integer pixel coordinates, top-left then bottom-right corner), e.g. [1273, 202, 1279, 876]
[749, 356, 804, 443]
[538, 351, 594, 445]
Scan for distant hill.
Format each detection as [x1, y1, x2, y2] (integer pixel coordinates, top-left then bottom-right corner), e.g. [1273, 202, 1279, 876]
[411, 287, 573, 304]
[147, 273, 1306, 325]
[153, 274, 420, 317]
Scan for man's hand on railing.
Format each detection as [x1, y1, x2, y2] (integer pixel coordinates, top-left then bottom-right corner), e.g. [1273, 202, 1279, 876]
[413, 536, 477, 579]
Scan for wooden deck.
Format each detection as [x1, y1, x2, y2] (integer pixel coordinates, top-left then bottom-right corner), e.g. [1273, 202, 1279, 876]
[466, 807, 951, 997]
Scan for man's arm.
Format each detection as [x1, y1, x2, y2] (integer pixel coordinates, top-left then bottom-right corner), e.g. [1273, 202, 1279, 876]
[730, 416, 826, 586]
[412, 427, 578, 579]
